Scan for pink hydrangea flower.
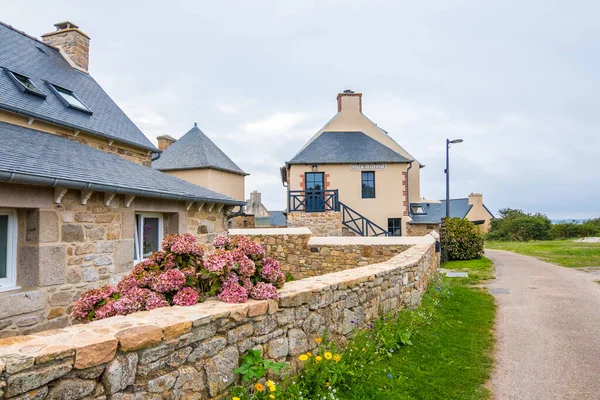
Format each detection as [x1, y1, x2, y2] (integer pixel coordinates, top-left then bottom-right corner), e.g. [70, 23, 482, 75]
[117, 275, 139, 293]
[220, 272, 239, 286]
[250, 282, 280, 300]
[212, 235, 231, 249]
[144, 290, 169, 310]
[234, 236, 266, 260]
[170, 233, 205, 256]
[218, 282, 248, 303]
[204, 249, 235, 275]
[240, 276, 254, 291]
[71, 285, 117, 321]
[232, 249, 256, 277]
[150, 269, 186, 293]
[261, 257, 286, 288]
[173, 287, 200, 306]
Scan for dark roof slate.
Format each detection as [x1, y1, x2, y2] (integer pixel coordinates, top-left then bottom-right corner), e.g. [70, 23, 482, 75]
[288, 131, 410, 164]
[0, 121, 243, 205]
[0, 22, 156, 151]
[409, 202, 444, 224]
[440, 198, 473, 219]
[269, 211, 287, 227]
[152, 124, 247, 175]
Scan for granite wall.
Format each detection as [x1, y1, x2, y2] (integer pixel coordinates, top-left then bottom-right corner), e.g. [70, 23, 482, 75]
[0, 235, 438, 400]
[229, 228, 416, 279]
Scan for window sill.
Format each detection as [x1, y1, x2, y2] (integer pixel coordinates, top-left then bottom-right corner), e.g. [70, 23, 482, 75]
[0, 285, 22, 294]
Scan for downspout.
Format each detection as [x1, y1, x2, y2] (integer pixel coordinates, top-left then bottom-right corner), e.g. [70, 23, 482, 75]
[406, 161, 414, 217]
[151, 151, 161, 162]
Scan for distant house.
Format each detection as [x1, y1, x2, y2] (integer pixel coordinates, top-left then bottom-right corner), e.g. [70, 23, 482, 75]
[281, 90, 425, 237]
[410, 193, 494, 232]
[245, 191, 287, 227]
[0, 21, 243, 336]
[153, 124, 247, 202]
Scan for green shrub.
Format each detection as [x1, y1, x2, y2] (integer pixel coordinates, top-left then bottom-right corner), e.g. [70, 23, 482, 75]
[550, 218, 600, 239]
[440, 217, 484, 261]
[487, 208, 552, 241]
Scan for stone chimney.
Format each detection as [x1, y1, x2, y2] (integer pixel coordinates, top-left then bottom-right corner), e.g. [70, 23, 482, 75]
[246, 191, 270, 217]
[41, 22, 90, 71]
[468, 193, 483, 206]
[156, 135, 177, 151]
[337, 89, 362, 114]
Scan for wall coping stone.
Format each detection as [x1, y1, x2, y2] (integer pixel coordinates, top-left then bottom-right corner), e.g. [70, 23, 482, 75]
[307, 233, 437, 246]
[0, 242, 433, 372]
[229, 227, 312, 235]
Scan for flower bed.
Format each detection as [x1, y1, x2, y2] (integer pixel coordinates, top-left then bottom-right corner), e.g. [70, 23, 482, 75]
[73, 234, 285, 321]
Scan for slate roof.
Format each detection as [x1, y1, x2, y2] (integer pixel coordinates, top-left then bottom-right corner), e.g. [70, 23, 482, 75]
[0, 121, 243, 205]
[153, 124, 247, 175]
[269, 211, 287, 227]
[0, 22, 157, 152]
[440, 199, 473, 219]
[288, 131, 410, 164]
[409, 202, 444, 224]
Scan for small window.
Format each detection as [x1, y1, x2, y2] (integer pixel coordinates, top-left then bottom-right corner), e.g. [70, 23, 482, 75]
[411, 205, 427, 215]
[48, 83, 93, 114]
[134, 213, 163, 262]
[388, 218, 402, 237]
[361, 171, 375, 198]
[6, 70, 46, 98]
[0, 210, 17, 291]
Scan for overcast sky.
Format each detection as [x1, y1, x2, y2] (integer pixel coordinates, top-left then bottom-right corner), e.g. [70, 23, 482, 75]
[2, 1, 598, 219]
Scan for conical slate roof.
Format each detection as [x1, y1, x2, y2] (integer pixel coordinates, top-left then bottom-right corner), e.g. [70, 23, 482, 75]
[153, 124, 247, 175]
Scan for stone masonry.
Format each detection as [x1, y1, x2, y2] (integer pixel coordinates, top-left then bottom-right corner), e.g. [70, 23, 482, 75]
[229, 228, 414, 279]
[406, 223, 441, 237]
[0, 235, 438, 399]
[287, 211, 342, 236]
[0, 189, 228, 339]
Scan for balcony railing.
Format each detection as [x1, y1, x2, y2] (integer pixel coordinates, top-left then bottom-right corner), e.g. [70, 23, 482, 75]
[288, 189, 339, 212]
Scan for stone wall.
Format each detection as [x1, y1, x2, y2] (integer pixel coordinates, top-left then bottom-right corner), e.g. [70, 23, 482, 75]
[286, 211, 342, 236]
[228, 215, 255, 229]
[0, 236, 438, 400]
[0, 185, 228, 338]
[406, 223, 440, 237]
[229, 228, 432, 279]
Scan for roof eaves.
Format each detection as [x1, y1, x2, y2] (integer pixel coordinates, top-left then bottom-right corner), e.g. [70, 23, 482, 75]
[0, 103, 160, 153]
[0, 169, 245, 206]
[155, 165, 249, 176]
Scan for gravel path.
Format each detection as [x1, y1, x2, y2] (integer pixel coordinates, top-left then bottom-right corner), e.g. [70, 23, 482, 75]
[486, 250, 600, 400]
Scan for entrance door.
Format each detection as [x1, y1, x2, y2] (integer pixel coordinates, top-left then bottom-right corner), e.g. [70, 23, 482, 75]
[305, 172, 325, 211]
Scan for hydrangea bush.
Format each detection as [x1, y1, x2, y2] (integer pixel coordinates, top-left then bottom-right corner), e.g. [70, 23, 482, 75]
[72, 234, 285, 321]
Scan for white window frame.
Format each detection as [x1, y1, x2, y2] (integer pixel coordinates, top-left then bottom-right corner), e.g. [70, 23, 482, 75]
[0, 210, 18, 292]
[134, 213, 163, 263]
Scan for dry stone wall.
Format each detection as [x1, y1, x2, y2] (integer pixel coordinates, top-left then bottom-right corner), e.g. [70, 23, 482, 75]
[0, 237, 438, 400]
[229, 228, 414, 279]
[406, 223, 440, 237]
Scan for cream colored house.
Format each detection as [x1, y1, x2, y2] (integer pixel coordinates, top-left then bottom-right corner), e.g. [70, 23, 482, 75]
[281, 91, 425, 236]
[152, 124, 247, 202]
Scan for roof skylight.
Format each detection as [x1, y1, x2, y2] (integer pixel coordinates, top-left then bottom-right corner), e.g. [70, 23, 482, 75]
[49, 84, 92, 114]
[6, 70, 46, 98]
[411, 205, 427, 215]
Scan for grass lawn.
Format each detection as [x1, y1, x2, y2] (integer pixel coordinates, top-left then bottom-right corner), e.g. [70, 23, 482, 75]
[233, 259, 496, 400]
[485, 240, 600, 268]
[339, 262, 496, 400]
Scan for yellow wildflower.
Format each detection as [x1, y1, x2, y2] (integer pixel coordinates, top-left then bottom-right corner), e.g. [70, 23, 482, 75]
[315, 337, 322, 344]
[299, 354, 309, 361]
[316, 356, 323, 362]
[306, 352, 312, 357]
[233, 397, 240, 400]
[270, 396, 275, 400]
[255, 383, 265, 392]
[362, 348, 366, 352]
[324, 352, 332, 360]
[266, 380, 276, 392]
[333, 354, 341, 362]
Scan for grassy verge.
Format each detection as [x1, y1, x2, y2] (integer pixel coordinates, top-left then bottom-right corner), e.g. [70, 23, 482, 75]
[232, 258, 496, 400]
[485, 240, 600, 267]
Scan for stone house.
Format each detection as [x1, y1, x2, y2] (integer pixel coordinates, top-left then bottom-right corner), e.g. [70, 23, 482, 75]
[282, 90, 432, 237]
[153, 124, 247, 202]
[0, 21, 244, 337]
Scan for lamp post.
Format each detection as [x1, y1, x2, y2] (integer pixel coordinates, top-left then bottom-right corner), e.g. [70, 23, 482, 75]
[445, 138, 463, 218]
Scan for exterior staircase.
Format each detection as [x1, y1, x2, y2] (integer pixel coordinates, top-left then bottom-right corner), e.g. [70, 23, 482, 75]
[339, 201, 388, 237]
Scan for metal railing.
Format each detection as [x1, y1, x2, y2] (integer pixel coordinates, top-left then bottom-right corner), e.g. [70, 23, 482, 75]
[339, 201, 389, 237]
[288, 189, 339, 212]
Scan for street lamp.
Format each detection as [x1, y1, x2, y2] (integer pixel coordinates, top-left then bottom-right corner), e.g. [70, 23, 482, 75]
[445, 138, 463, 218]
